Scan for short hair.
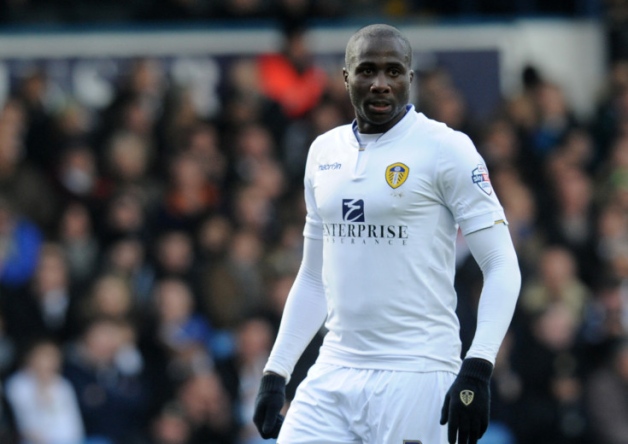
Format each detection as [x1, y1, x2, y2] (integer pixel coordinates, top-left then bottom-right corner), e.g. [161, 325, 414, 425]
[345, 24, 412, 69]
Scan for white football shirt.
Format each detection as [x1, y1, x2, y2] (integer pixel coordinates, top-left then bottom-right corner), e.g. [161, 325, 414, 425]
[303, 105, 506, 373]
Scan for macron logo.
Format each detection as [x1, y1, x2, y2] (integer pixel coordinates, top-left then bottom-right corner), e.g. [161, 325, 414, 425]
[342, 199, 365, 222]
[319, 162, 342, 171]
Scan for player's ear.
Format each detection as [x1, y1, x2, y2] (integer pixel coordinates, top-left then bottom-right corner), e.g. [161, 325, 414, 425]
[409, 69, 414, 83]
[343, 67, 349, 90]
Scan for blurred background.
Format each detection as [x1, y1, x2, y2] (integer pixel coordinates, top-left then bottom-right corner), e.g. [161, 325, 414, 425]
[0, 1, 627, 443]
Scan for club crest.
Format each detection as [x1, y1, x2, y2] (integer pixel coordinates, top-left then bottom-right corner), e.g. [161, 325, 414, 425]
[460, 390, 475, 406]
[385, 162, 409, 189]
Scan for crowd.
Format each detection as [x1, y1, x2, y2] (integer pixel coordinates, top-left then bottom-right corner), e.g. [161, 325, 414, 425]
[0, 15, 626, 444]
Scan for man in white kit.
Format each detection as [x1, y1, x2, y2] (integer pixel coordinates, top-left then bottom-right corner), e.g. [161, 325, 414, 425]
[253, 23, 521, 444]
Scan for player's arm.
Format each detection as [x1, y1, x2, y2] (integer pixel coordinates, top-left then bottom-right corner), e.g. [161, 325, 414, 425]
[463, 222, 521, 363]
[434, 129, 521, 357]
[264, 235, 327, 379]
[436, 130, 521, 444]
[253, 137, 327, 439]
[441, 222, 521, 444]
[253, 235, 327, 439]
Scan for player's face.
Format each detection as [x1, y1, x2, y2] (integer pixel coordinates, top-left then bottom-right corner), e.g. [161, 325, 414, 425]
[343, 34, 413, 134]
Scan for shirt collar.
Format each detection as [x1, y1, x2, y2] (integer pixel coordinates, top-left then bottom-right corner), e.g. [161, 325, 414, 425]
[351, 104, 416, 148]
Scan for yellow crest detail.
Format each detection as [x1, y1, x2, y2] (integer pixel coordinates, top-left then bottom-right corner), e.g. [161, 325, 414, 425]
[385, 163, 409, 189]
[460, 390, 475, 406]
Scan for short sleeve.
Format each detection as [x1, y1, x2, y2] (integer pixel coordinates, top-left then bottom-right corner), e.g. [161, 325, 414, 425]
[436, 130, 507, 235]
[302, 141, 324, 240]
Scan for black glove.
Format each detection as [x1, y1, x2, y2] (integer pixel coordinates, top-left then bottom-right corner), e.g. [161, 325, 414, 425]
[253, 373, 286, 439]
[440, 358, 493, 444]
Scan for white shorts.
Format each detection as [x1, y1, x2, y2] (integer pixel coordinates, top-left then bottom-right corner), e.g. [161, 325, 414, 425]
[278, 363, 455, 444]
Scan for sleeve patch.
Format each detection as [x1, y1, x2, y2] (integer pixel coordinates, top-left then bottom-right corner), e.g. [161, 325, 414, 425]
[471, 164, 493, 195]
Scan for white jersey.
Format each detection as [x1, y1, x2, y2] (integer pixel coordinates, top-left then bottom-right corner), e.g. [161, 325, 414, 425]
[303, 105, 506, 373]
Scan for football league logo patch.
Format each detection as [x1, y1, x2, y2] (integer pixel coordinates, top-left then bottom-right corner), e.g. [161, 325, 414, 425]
[471, 164, 493, 195]
[385, 162, 409, 189]
[460, 390, 475, 406]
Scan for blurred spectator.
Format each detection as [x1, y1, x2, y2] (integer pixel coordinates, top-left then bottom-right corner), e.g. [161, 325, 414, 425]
[478, 118, 522, 169]
[97, 58, 165, 149]
[264, 223, 304, 278]
[179, 123, 228, 188]
[229, 123, 278, 186]
[230, 185, 276, 240]
[99, 189, 147, 247]
[595, 132, 628, 206]
[4, 243, 79, 349]
[152, 230, 197, 283]
[592, 61, 628, 160]
[149, 402, 192, 444]
[543, 166, 600, 285]
[482, 331, 519, 444]
[585, 338, 628, 444]
[281, 99, 347, 185]
[510, 303, 589, 444]
[219, 57, 289, 148]
[595, 203, 628, 275]
[175, 370, 237, 444]
[0, 196, 43, 290]
[605, 0, 628, 61]
[416, 66, 477, 137]
[551, 127, 596, 174]
[57, 202, 100, 288]
[76, 273, 145, 356]
[101, 235, 155, 309]
[64, 317, 148, 444]
[49, 101, 94, 156]
[103, 131, 163, 211]
[196, 214, 234, 265]
[531, 81, 579, 158]
[0, 100, 58, 233]
[155, 151, 221, 234]
[14, 69, 59, 172]
[5, 339, 84, 444]
[230, 316, 274, 444]
[519, 246, 592, 323]
[53, 145, 112, 216]
[208, 316, 276, 441]
[580, 276, 628, 368]
[257, 25, 327, 119]
[152, 278, 215, 378]
[200, 229, 265, 330]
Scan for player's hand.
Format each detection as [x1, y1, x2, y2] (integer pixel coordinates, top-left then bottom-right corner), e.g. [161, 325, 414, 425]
[440, 358, 493, 444]
[253, 372, 286, 439]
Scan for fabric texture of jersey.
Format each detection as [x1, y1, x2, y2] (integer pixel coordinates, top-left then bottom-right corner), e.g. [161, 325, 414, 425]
[303, 105, 507, 373]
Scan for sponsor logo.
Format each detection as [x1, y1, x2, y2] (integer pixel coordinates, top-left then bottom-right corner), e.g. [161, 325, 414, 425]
[460, 390, 475, 406]
[342, 199, 365, 222]
[471, 164, 493, 195]
[385, 162, 409, 189]
[323, 223, 408, 240]
[324, 199, 408, 246]
[318, 162, 342, 171]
